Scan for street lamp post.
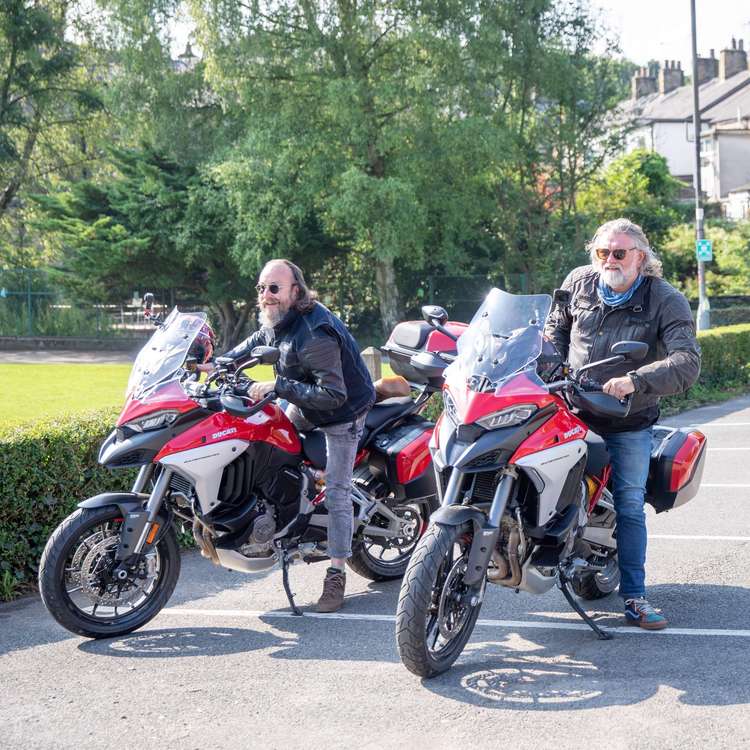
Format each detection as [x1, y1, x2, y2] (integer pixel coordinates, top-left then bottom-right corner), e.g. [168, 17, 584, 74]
[691, 0, 710, 330]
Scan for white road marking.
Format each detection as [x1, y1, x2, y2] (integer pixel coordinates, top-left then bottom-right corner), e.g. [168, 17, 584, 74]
[707, 448, 750, 452]
[701, 483, 750, 488]
[160, 607, 750, 638]
[687, 422, 750, 428]
[650, 534, 750, 541]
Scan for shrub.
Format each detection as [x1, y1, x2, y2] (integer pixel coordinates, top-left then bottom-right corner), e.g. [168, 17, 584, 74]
[0, 409, 134, 600]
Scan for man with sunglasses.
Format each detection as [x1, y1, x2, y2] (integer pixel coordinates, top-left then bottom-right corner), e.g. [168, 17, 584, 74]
[545, 218, 700, 630]
[213, 259, 375, 612]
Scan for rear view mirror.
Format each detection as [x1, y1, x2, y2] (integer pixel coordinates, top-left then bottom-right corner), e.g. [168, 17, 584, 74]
[251, 345, 280, 365]
[422, 305, 448, 327]
[611, 340, 649, 362]
[143, 292, 154, 319]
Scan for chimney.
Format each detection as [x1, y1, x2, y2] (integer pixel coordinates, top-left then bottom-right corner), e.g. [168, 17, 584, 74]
[631, 66, 658, 99]
[696, 49, 719, 85]
[658, 59, 684, 94]
[720, 38, 747, 80]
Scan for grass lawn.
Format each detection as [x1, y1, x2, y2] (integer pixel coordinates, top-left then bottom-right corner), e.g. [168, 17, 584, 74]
[0, 363, 277, 430]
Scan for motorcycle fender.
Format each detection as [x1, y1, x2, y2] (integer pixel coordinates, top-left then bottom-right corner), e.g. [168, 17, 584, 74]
[78, 492, 148, 517]
[431, 505, 497, 587]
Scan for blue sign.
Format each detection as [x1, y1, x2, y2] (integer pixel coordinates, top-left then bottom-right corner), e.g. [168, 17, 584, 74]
[696, 239, 713, 261]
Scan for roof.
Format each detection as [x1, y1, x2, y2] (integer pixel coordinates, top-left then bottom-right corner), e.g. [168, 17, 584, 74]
[703, 84, 750, 123]
[621, 70, 750, 123]
[728, 182, 750, 194]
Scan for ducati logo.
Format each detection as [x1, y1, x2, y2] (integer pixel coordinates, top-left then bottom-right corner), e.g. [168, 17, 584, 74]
[211, 427, 237, 440]
[563, 425, 583, 439]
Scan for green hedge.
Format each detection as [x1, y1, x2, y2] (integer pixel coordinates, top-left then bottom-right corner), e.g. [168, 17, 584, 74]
[0, 409, 135, 600]
[1, 324, 749, 601]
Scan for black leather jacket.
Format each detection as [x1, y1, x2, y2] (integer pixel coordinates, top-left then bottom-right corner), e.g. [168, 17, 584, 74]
[223, 302, 375, 427]
[545, 266, 701, 433]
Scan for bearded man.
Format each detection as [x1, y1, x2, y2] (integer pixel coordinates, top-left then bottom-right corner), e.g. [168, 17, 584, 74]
[545, 218, 701, 630]
[216, 259, 375, 612]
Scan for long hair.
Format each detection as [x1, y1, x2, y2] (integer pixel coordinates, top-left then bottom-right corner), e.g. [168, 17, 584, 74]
[586, 218, 663, 278]
[266, 258, 319, 313]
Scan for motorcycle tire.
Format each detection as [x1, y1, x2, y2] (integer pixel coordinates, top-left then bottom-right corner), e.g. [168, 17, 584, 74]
[572, 554, 620, 600]
[39, 505, 180, 639]
[347, 499, 435, 582]
[395, 522, 483, 678]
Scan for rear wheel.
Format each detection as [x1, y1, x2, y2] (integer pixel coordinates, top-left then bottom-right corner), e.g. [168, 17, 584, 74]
[39, 505, 180, 638]
[347, 498, 435, 581]
[395, 523, 484, 678]
[572, 554, 620, 600]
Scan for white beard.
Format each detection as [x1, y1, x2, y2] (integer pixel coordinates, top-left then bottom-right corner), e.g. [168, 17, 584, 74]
[600, 267, 628, 290]
[259, 305, 285, 328]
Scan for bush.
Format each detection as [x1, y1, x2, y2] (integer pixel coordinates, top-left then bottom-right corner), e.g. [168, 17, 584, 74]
[0, 409, 134, 600]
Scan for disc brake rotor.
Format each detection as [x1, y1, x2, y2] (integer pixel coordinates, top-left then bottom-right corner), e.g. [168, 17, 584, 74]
[78, 535, 157, 607]
[437, 557, 471, 639]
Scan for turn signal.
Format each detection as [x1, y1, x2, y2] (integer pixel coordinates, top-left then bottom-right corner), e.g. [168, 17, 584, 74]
[146, 523, 160, 545]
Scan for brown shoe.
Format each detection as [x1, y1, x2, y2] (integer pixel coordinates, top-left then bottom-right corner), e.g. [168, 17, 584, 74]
[316, 567, 346, 613]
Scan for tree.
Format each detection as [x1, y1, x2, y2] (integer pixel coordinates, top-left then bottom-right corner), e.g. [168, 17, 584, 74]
[576, 149, 684, 250]
[32, 146, 255, 347]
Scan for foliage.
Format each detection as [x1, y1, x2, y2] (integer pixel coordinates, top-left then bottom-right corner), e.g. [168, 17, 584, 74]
[576, 149, 684, 250]
[660, 220, 750, 298]
[0, 408, 132, 599]
[32, 146, 255, 347]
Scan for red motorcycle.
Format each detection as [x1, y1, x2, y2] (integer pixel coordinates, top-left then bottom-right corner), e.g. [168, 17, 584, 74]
[39, 304, 453, 638]
[394, 288, 707, 677]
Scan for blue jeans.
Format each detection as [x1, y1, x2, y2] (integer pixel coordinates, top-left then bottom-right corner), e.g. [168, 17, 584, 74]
[601, 428, 653, 600]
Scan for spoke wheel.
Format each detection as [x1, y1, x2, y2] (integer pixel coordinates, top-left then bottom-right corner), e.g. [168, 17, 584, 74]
[39, 505, 180, 639]
[347, 499, 434, 581]
[396, 523, 484, 678]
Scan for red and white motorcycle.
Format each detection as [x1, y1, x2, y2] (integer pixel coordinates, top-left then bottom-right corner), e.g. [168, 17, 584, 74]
[39, 304, 447, 638]
[395, 288, 707, 677]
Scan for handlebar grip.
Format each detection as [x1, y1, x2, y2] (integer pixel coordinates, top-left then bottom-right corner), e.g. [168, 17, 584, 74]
[579, 377, 603, 392]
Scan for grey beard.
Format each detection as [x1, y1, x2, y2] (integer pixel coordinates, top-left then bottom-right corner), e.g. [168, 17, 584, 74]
[600, 268, 628, 289]
[259, 305, 285, 328]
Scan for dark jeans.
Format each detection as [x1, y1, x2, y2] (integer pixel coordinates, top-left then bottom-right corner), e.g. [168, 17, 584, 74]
[286, 405, 366, 560]
[602, 427, 653, 600]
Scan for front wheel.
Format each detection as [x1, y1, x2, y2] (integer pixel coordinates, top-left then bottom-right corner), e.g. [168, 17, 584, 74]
[39, 505, 180, 638]
[395, 522, 484, 678]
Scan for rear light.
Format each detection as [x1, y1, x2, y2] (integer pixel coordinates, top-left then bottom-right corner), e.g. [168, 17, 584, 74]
[669, 431, 706, 492]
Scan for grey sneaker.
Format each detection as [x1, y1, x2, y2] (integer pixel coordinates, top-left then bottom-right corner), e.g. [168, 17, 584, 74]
[316, 567, 346, 613]
[624, 597, 668, 630]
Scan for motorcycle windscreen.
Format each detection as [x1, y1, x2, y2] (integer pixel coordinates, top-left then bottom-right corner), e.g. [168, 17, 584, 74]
[444, 287, 551, 394]
[126, 308, 208, 400]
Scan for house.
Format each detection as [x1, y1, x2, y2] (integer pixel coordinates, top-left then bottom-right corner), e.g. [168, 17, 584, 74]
[725, 183, 750, 220]
[621, 39, 750, 206]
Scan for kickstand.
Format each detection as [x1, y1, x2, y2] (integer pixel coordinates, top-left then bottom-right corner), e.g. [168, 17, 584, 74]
[558, 568, 612, 641]
[281, 550, 303, 616]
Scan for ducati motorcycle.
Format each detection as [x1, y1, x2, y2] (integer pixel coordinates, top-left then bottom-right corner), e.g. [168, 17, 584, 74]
[39, 306, 443, 638]
[395, 288, 707, 677]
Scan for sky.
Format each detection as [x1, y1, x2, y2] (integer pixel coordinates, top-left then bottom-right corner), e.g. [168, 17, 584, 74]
[592, 0, 750, 68]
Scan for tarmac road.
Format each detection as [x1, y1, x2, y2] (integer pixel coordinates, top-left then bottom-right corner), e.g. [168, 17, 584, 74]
[2, 395, 750, 750]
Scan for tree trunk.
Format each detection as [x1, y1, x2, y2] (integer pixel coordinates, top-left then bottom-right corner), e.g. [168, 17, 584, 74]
[213, 298, 254, 351]
[374, 256, 401, 335]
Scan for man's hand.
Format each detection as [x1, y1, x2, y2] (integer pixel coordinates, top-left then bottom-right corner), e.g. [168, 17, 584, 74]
[603, 375, 635, 400]
[248, 380, 276, 401]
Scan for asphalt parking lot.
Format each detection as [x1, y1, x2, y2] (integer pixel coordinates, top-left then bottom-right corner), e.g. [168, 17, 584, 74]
[2, 395, 750, 750]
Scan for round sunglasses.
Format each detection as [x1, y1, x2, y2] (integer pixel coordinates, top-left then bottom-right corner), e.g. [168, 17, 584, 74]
[595, 246, 638, 261]
[255, 282, 296, 295]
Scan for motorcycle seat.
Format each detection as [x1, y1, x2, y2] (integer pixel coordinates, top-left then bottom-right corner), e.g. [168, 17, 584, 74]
[299, 398, 415, 469]
[584, 429, 610, 478]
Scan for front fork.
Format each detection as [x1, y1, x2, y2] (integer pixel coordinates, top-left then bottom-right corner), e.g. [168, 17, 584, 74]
[114, 465, 172, 565]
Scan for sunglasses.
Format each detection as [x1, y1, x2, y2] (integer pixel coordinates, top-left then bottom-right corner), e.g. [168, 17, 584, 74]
[255, 283, 295, 295]
[595, 246, 638, 261]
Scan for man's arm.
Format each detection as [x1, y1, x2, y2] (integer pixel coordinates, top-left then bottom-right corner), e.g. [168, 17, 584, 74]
[629, 292, 701, 397]
[274, 332, 348, 411]
[544, 272, 575, 361]
[219, 329, 269, 362]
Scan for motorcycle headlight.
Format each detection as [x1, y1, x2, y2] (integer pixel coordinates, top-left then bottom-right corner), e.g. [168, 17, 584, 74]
[475, 404, 537, 430]
[123, 410, 181, 433]
[442, 390, 459, 425]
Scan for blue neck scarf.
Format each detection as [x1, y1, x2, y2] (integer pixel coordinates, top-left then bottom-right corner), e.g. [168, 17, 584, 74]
[597, 273, 645, 308]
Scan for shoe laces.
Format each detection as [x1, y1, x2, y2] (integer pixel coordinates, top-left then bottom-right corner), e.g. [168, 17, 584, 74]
[626, 597, 659, 616]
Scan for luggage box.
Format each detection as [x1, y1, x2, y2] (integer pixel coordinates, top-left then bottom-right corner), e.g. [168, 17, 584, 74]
[645, 425, 707, 513]
[381, 320, 466, 385]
